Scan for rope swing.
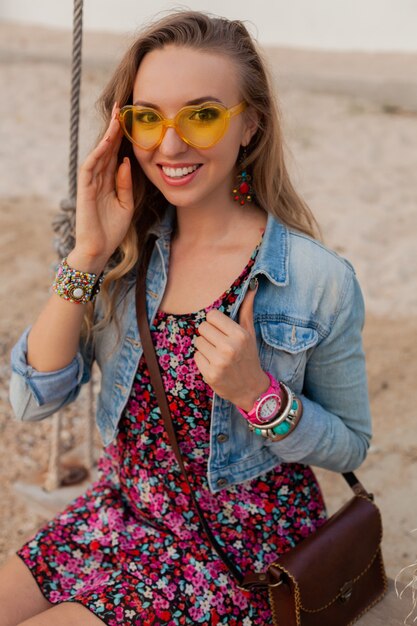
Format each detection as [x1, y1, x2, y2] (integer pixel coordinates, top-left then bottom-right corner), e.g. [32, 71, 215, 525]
[44, 0, 95, 492]
[52, 0, 83, 257]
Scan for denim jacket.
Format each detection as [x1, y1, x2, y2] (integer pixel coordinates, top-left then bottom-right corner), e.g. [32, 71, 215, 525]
[9, 206, 372, 493]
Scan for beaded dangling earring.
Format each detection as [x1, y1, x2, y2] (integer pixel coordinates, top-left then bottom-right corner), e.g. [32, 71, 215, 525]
[232, 147, 253, 206]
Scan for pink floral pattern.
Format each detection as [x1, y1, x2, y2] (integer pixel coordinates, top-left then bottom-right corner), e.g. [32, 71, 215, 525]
[17, 236, 327, 624]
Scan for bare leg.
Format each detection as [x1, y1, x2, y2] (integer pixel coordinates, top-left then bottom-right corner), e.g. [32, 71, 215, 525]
[0, 554, 52, 626]
[18, 603, 105, 625]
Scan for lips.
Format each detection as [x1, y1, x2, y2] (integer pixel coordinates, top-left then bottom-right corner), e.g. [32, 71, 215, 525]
[159, 163, 202, 175]
[161, 164, 201, 178]
[157, 163, 203, 186]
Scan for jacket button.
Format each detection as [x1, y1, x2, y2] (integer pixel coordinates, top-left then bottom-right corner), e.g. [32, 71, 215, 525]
[216, 478, 228, 488]
[217, 433, 229, 443]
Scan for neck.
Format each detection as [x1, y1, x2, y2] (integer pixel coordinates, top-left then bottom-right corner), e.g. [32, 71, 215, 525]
[172, 196, 266, 250]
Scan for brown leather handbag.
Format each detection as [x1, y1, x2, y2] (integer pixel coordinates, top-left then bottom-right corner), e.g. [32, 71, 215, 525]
[136, 235, 388, 625]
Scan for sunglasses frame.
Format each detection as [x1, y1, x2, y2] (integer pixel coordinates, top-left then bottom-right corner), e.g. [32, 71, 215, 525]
[118, 100, 247, 150]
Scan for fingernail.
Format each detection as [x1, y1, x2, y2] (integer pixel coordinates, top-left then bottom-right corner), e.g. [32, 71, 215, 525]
[104, 134, 111, 142]
[249, 277, 258, 291]
[111, 101, 117, 116]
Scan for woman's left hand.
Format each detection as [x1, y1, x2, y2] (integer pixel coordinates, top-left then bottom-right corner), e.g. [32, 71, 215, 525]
[194, 282, 269, 410]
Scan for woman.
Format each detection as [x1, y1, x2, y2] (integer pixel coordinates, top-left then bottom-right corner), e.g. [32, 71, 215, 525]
[4, 10, 371, 626]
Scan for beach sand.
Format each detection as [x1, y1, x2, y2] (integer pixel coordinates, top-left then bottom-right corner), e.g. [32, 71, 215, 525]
[0, 22, 416, 590]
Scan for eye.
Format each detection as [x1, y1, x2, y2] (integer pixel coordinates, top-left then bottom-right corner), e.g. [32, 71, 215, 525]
[189, 106, 221, 123]
[133, 110, 161, 124]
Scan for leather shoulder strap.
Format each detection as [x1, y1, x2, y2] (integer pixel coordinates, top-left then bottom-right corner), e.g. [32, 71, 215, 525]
[135, 235, 244, 584]
[342, 470, 372, 498]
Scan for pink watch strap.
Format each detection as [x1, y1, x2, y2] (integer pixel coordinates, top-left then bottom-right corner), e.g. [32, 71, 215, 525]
[237, 372, 284, 425]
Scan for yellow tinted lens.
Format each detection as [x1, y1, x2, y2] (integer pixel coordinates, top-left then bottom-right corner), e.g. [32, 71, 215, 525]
[178, 104, 227, 148]
[122, 108, 163, 149]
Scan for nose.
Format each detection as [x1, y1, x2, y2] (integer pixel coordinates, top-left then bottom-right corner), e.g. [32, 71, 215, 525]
[158, 125, 188, 156]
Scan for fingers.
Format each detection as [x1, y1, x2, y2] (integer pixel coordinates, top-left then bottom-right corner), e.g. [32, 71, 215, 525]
[78, 104, 121, 186]
[205, 308, 239, 335]
[204, 276, 258, 338]
[92, 113, 123, 180]
[101, 127, 124, 195]
[238, 277, 258, 337]
[116, 157, 134, 211]
[195, 334, 220, 363]
[197, 305, 250, 364]
[193, 349, 210, 377]
[196, 321, 228, 346]
[99, 104, 124, 173]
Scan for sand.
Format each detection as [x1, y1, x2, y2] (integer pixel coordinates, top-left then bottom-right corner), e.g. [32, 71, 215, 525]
[0, 21, 416, 600]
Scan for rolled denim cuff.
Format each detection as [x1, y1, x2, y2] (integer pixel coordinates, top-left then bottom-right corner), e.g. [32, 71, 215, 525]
[10, 326, 83, 405]
[265, 393, 371, 472]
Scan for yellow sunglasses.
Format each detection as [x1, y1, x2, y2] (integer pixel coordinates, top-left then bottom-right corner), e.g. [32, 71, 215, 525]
[118, 101, 247, 150]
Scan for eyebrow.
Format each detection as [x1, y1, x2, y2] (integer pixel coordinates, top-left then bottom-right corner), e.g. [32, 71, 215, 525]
[132, 96, 222, 108]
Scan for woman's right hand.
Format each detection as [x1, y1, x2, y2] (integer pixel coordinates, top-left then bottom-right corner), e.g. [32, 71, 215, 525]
[71, 102, 135, 270]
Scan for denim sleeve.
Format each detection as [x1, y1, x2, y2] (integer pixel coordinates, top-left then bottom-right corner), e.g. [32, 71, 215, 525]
[9, 326, 94, 422]
[266, 268, 372, 472]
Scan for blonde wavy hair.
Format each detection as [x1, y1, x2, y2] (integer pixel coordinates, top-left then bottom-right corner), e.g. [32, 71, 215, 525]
[83, 9, 320, 343]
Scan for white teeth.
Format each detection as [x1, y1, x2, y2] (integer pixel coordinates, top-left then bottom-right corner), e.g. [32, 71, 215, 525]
[161, 164, 200, 178]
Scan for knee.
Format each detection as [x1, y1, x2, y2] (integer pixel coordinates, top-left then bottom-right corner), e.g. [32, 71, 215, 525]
[0, 555, 51, 626]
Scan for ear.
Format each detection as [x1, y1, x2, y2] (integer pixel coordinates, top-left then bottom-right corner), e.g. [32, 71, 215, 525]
[242, 105, 260, 147]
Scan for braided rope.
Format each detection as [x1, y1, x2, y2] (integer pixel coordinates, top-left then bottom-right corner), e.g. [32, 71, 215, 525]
[52, 0, 84, 258]
[68, 0, 84, 203]
[45, 0, 95, 492]
[43, 413, 62, 492]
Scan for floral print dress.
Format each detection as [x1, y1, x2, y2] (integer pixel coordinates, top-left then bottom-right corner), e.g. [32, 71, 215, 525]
[17, 236, 327, 625]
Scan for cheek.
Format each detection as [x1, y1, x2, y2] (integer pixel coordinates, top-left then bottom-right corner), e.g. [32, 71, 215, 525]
[212, 140, 240, 174]
[221, 130, 243, 164]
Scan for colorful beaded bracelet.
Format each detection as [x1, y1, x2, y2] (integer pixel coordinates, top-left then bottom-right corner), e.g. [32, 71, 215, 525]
[52, 257, 104, 304]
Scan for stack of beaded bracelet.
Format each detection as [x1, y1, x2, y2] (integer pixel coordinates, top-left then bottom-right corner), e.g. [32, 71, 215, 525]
[52, 257, 104, 304]
[247, 382, 303, 442]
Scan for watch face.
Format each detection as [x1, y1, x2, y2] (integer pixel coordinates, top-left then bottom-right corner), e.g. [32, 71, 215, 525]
[257, 394, 281, 422]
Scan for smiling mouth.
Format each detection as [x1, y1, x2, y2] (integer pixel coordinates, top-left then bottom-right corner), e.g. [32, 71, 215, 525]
[160, 164, 202, 178]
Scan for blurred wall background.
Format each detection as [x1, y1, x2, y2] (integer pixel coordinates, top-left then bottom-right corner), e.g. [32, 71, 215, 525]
[1, 0, 417, 51]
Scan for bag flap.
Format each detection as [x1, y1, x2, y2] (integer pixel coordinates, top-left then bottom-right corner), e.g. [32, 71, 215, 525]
[270, 496, 383, 611]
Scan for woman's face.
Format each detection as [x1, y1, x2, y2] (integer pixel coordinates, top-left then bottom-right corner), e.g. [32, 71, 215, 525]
[131, 45, 257, 211]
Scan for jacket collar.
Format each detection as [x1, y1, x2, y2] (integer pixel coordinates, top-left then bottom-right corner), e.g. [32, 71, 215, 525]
[253, 211, 289, 286]
[149, 204, 289, 286]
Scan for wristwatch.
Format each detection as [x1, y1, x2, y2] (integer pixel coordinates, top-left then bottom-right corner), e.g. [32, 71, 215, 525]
[237, 372, 284, 425]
